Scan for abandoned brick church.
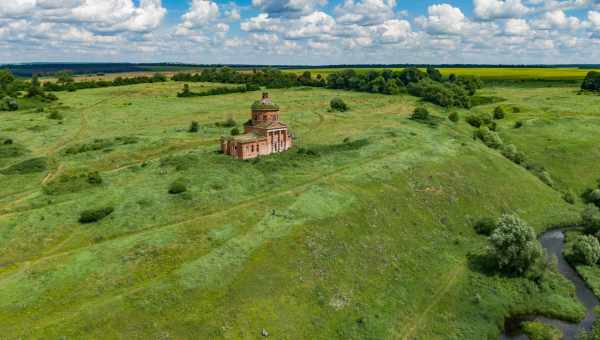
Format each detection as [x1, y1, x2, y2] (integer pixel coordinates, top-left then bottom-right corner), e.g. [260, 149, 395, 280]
[221, 93, 293, 160]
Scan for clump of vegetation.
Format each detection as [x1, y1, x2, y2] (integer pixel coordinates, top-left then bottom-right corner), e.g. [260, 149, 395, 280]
[230, 127, 240, 136]
[448, 112, 459, 123]
[26, 75, 57, 102]
[474, 127, 503, 149]
[521, 321, 561, 340]
[569, 235, 600, 265]
[514, 120, 524, 129]
[474, 217, 497, 236]
[501, 144, 526, 165]
[581, 71, 600, 92]
[0, 96, 18, 111]
[582, 204, 600, 235]
[43, 73, 168, 92]
[330, 97, 348, 112]
[583, 181, 600, 207]
[408, 79, 472, 108]
[525, 163, 554, 188]
[493, 106, 505, 119]
[562, 190, 576, 205]
[409, 107, 442, 127]
[216, 117, 236, 128]
[0, 157, 47, 175]
[169, 179, 187, 194]
[79, 206, 114, 224]
[488, 214, 542, 275]
[0, 139, 27, 159]
[177, 83, 258, 98]
[43, 171, 103, 195]
[466, 114, 483, 128]
[47, 110, 63, 120]
[189, 121, 199, 133]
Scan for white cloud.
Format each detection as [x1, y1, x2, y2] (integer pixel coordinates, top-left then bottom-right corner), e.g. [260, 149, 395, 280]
[474, 0, 530, 20]
[417, 4, 473, 36]
[504, 18, 531, 35]
[251, 0, 326, 18]
[335, 0, 397, 26]
[180, 0, 220, 29]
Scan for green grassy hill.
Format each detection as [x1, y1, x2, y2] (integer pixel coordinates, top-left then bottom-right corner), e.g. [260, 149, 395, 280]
[0, 81, 597, 338]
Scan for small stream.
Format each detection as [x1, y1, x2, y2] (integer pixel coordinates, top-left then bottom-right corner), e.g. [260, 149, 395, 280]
[501, 229, 600, 339]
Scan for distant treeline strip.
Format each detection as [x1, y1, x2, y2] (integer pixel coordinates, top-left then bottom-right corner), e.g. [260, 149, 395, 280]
[172, 68, 325, 88]
[177, 83, 260, 97]
[42, 73, 167, 92]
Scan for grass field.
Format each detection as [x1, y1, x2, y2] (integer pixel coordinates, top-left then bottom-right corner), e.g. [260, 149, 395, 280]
[0, 79, 599, 338]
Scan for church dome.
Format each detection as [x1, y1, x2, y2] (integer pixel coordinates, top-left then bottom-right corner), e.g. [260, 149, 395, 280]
[251, 92, 279, 111]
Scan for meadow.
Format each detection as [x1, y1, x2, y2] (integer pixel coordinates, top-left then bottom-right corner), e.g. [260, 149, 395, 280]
[0, 76, 599, 339]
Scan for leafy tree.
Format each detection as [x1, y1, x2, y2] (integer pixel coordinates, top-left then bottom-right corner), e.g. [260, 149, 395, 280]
[399, 67, 426, 85]
[489, 214, 543, 275]
[582, 204, 600, 234]
[55, 70, 74, 85]
[474, 217, 496, 236]
[330, 97, 348, 112]
[189, 121, 199, 133]
[411, 107, 430, 120]
[230, 127, 240, 136]
[0, 69, 15, 93]
[570, 235, 600, 265]
[0, 96, 18, 111]
[369, 76, 386, 93]
[582, 71, 600, 91]
[26, 75, 44, 98]
[493, 106, 505, 119]
[426, 67, 443, 82]
[384, 79, 401, 94]
[448, 112, 459, 123]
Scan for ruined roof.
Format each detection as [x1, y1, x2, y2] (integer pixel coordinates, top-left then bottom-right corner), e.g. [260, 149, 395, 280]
[251, 92, 279, 111]
[253, 121, 288, 130]
[223, 133, 267, 143]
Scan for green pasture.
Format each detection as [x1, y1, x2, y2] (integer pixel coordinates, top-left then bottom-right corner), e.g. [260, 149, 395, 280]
[0, 79, 599, 338]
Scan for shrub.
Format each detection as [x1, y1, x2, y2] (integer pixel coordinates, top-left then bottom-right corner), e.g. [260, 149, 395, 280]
[583, 188, 600, 206]
[582, 204, 600, 235]
[521, 321, 561, 340]
[411, 107, 429, 120]
[169, 179, 187, 194]
[582, 71, 600, 92]
[514, 120, 524, 129]
[466, 114, 483, 128]
[501, 144, 526, 164]
[189, 121, 199, 133]
[47, 111, 63, 120]
[474, 217, 496, 236]
[0, 157, 47, 175]
[79, 206, 114, 223]
[407, 79, 472, 108]
[493, 106, 505, 119]
[512, 107, 521, 113]
[562, 190, 576, 205]
[0, 96, 18, 111]
[330, 98, 348, 112]
[571, 235, 600, 265]
[217, 117, 236, 128]
[87, 171, 103, 185]
[489, 214, 542, 275]
[475, 127, 503, 149]
[448, 112, 459, 123]
[231, 127, 240, 136]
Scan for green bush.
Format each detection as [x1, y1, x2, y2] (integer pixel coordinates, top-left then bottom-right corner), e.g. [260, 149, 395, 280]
[474, 127, 503, 149]
[231, 127, 240, 136]
[330, 97, 348, 112]
[521, 321, 561, 340]
[87, 171, 103, 185]
[0, 96, 18, 111]
[474, 217, 496, 236]
[489, 214, 542, 275]
[407, 79, 471, 108]
[582, 71, 600, 92]
[189, 121, 199, 133]
[583, 188, 600, 206]
[493, 106, 505, 119]
[411, 107, 429, 120]
[501, 144, 526, 164]
[216, 117, 236, 128]
[466, 114, 483, 128]
[514, 120, 524, 129]
[562, 190, 576, 205]
[571, 235, 600, 265]
[582, 204, 600, 234]
[79, 206, 114, 224]
[169, 179, 187, 194]
[47, 111, 63, 120]
[448, 112, 459, 123]
[0, 157, 47, 175]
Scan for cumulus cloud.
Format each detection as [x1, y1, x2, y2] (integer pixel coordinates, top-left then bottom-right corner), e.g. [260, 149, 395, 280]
[335, 0, 397, 26]
[416, 4, 474, 36]
[251, 0, 326, 18]
[474, 0, 530, 20]
[180, 0, 220, 30]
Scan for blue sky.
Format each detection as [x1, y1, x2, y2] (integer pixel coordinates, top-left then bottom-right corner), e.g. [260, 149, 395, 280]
[1, 0, 599, 64]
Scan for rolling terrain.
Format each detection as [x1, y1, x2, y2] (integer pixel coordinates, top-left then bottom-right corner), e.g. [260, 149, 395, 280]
[0, 79, 599, 339]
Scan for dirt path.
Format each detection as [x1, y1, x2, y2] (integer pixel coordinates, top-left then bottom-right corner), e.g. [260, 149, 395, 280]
[399, 263, 466, 340]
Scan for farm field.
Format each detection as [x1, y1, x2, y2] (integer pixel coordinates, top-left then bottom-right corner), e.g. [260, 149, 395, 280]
[285, 67, 600, 81]
[1, 79, 600, 339]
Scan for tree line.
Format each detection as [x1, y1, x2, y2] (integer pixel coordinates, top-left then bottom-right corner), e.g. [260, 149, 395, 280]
[42, 72, 168, 92]
[177, 83, 260, 97]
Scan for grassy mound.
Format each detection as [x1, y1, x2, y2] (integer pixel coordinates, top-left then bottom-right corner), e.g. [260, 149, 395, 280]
[0, 157, 47, 175]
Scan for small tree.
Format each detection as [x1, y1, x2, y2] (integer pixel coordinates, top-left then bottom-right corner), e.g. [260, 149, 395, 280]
[178, 84, 193, 97]
[448, 112, 459, 123]
[571, 235, 600, 265]
[489, 214, 542, 275]
[493, 106, 505, 119]
[426, 67, 443, 82]
[411, 107, 429, 120]
[169, 179, 187, 194]
[582, 71, 600, 92]
[55, 70, 74, 86]
[189, 121, 199, 133]
[26, 75, 44, 98]
[330, 98, 348, 112]
[0, 96, 18, 111]
[230, 127, 240, 136]
[582, 204, 600, 234]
